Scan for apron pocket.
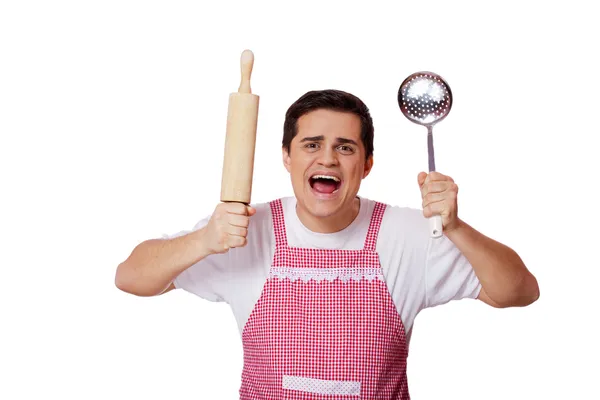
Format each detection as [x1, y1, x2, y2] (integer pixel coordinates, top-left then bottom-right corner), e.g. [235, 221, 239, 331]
[282, 375, 361, 396]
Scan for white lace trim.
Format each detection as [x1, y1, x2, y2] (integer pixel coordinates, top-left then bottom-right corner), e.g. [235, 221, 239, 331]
[269, 267, 383, 282]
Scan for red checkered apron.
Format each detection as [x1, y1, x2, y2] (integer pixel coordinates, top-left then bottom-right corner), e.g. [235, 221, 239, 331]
[240, 199, 409, 399]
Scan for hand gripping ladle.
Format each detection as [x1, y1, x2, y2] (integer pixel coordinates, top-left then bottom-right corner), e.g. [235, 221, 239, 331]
[398, 71, 453, 238]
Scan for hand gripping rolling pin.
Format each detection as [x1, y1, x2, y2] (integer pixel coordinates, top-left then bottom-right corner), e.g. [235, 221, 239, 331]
[220, 50, 259, 205]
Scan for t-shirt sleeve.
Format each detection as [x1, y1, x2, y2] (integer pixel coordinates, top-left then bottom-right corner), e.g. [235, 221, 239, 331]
[162, 216, 232, 303]
[425, 234, 482, 308]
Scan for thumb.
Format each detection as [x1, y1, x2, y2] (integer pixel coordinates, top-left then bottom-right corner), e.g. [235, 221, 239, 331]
[417, 172, 428, 187]
[246, 206, 257, 216]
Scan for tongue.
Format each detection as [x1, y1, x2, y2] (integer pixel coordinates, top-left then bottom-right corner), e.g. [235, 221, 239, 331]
[313, 180, 337, 194]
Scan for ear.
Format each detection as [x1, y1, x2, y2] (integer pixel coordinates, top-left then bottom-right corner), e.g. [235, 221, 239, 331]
[282, 147, 292, 173]
[362, 156, 374, 179]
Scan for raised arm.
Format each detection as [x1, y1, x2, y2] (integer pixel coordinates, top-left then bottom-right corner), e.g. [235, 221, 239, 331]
[419, 171, 539, 308]
[115, 203, 255, 297]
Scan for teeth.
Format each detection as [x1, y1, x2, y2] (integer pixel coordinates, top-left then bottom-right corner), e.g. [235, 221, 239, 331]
[311, 174, 340, 182]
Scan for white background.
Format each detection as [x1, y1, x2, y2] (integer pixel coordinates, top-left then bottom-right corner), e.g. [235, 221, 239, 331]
[1, 1, 598, 399]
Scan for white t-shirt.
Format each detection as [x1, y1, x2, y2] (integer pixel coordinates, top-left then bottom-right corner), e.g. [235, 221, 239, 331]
[165, 196, 481, 344]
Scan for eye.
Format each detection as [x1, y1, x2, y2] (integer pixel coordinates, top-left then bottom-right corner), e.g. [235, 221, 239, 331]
[304, 142, 319, 151]
[337, 145, 355, 154]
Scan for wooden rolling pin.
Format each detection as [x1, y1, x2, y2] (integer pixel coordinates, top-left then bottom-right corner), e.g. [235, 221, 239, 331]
[220, 50, 260, 205]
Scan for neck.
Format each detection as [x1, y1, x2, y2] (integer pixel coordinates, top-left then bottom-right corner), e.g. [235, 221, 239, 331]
[296, 197, 361, 233]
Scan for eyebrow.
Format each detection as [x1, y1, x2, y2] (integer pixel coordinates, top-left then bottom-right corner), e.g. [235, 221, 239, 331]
[300, 135, 359, 146]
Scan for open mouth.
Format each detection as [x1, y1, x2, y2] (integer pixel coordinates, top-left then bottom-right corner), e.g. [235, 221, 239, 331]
[309, 174, 342, 195]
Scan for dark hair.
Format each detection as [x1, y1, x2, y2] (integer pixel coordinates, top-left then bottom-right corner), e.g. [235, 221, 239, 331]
[282, 89, 374, 160]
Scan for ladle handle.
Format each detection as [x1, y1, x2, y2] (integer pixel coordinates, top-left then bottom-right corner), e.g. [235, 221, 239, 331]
[427, 126, 443, 238]
[429, 215, 443, 238]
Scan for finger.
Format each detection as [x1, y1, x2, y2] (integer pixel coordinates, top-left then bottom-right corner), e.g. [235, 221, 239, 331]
[226, 234, 247, 248]
[227, 225, 248, 237]
[246, 206, 257, 216]
[428, 181, 458, 194]
[422, 192, 446, 208]
[427, 171, 455, 183]
[423, 199, 446, 218]
[427, 171, 446, 181]
[225, 202, 250, 215]
[417, 172, 428, 187]
[421, 181, 450, 197]
[447, 182, 459, 197]
[228, 215, 250, 228]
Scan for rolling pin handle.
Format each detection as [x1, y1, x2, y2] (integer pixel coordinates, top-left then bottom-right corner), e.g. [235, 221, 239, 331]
[238, 50, 254, 94]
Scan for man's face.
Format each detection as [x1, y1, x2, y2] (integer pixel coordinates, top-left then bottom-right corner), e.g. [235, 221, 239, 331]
[283, 109, 373, 224]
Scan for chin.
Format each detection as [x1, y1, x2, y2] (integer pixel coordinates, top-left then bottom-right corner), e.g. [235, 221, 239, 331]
[301, 185, 348, 217]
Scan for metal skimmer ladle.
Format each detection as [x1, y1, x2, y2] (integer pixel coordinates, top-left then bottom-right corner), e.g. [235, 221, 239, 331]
[398, 71, 453, 238]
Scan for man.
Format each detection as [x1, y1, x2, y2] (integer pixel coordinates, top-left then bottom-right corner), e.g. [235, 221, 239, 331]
[115, 89, 539, 399]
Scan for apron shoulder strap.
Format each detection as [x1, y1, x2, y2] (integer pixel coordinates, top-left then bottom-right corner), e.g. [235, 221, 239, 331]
[269, 198, 288, 248]
[363, 202, 387, 251]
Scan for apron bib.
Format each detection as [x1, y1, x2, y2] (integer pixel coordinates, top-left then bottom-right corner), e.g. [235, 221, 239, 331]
[240, 199, 410, 399]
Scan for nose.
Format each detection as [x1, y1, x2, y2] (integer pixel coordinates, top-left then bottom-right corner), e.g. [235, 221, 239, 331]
[317, 146, 339, 167]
